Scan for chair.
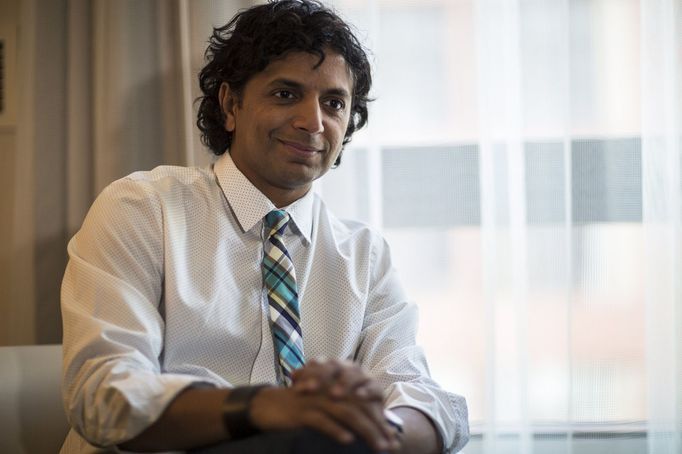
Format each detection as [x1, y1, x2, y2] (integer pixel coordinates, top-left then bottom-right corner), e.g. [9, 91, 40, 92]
[0, 344, 69, 453]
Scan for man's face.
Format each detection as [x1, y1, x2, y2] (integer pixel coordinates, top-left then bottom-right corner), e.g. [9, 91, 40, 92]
[220, 49, 353, 207]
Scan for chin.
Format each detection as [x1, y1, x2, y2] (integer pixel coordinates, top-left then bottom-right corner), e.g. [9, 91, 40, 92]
[283, 164, 323, 181]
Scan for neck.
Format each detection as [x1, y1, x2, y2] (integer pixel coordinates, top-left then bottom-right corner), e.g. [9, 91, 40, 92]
[267, 187, 309, 208]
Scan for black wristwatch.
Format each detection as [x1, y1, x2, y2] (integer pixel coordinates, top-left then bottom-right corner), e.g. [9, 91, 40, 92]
[221, 385, 271, 439]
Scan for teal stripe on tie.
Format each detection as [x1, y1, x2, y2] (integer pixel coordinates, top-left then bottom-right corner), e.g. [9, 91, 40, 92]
[262, 210, 305, 385]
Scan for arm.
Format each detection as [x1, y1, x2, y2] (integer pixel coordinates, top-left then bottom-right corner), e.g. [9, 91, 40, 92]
[119, 386, 229, 451]
[392, 407, 443, 454]
[62, 179, 215, 447]
[120, 378, 400, 452]
[355, 235, 469, 453]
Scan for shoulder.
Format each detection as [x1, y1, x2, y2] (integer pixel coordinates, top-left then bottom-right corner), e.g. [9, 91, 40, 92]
[81, 165, 216, 234]
[106, 165, 215, 198]
[94, 165, 217, 212]
[314, 194, 373, 234]
[312, 194, 389, 259]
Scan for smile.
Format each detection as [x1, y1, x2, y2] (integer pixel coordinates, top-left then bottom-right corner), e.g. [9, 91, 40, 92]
[278, 139, 323, 156]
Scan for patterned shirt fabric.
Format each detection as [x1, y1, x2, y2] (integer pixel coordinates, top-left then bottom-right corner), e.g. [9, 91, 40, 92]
[60, 152, 469, 453]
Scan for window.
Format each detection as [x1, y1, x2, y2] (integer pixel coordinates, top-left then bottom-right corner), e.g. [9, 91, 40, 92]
[318, 0, 681, 451]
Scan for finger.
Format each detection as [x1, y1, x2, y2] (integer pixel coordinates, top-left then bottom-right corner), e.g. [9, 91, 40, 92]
[376, 424, 402, 453]
[336, 392, 401, 449]
[301, 409, 355, 445]
[353, 380, 384, 401]
[321, 400, 394, 452]
[329, 363, 369, 398]
[294, 360, 377, 400]
[292, 362, 319, 382]
[353, 397, 398, 444]
[293, 359, 341, 387]
[293, 376, 321, 393]
[330, 365, 361, 386]
[292, 366, 328, 393]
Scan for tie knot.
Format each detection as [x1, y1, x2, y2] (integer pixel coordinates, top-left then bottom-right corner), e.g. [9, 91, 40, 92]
[264, 210, 290, 235]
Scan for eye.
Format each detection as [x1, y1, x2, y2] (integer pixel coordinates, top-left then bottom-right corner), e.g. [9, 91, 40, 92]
[274, 90, 295, 100]
[325, 98, 346, 111]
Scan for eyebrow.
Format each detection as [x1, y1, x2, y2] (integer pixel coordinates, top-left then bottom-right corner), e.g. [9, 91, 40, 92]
[267, 78, 351, 99]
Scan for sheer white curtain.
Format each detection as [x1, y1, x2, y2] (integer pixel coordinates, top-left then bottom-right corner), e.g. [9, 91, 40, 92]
[319, 0, 681, 452]
[641, 1, 681, 453]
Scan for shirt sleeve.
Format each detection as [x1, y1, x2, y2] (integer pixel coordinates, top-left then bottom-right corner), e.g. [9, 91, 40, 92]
[61, 178, 219, 448]
[354, 234, 470, 454]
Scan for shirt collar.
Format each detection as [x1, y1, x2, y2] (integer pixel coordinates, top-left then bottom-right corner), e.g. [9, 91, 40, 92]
[214, 152, 314, 243]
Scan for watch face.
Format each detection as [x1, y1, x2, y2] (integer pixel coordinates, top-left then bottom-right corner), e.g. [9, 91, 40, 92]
[384, 408, 405, 433]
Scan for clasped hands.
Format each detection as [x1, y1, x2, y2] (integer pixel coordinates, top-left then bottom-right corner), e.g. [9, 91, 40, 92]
[249, 359, 402, 452]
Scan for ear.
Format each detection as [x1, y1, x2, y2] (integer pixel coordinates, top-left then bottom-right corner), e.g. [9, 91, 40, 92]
[219, 82, 237, 132]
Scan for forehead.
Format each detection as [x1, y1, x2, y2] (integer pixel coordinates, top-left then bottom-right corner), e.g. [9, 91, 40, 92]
[254, 50, 353, 94]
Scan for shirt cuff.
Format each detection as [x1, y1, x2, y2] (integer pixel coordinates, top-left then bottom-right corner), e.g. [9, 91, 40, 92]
[384, 381, 469, 453]
[72, 370, 222, 447]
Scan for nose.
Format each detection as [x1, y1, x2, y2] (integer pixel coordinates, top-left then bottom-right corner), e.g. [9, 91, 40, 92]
[292, 98, 324, 134]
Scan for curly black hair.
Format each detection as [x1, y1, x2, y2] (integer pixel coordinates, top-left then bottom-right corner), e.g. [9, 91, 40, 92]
[196, 0, 372, 166]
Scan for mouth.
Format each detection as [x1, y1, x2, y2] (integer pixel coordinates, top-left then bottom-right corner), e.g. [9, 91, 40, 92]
[278, 139, 323, 155]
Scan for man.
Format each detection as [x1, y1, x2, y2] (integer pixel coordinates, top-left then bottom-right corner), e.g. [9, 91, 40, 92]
[60, 1, 469, 453]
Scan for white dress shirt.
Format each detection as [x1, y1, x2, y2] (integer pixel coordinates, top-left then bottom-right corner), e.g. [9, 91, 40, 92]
[60, 152, 469, 453]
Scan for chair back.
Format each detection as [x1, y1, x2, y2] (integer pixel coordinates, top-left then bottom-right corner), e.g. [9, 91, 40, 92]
[0, 344, 69, 453]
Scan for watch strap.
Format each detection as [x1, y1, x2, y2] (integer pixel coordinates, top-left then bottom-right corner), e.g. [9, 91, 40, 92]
[221, 384, 271, 439]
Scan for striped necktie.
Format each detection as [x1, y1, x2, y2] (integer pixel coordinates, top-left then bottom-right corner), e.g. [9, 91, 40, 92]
[262, 210, 305, 385]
